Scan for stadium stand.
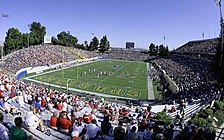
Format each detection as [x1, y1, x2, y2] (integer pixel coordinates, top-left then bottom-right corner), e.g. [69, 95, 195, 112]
[0, 72, 220, 140]
[106, 48, 155, 61]
[154, 55, 219, 104]
[0, 42, 222, 140]
[173, 38, 218, 55]
[2, 45, 99, 74]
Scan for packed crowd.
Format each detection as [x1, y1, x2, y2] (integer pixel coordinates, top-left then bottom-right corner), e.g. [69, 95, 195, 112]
[154, 55, 220, 104]
[174, 38, 218, 54]
[0, 73, 218, 140]
[2, 45, 99, 74]
[106, 48, 154, 61]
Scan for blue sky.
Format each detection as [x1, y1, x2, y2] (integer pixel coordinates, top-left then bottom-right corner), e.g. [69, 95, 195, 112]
[0, 0, 221, 49]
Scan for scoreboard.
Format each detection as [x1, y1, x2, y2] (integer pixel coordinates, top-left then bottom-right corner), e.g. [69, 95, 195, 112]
[126, 42, 134, 49]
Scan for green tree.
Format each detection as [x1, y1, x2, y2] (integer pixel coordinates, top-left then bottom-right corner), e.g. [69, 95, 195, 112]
[68, 34, 78, 47]
[158, 44, 169, 57]
[29, 22, 46, 45]
[156, 111, 172, 125]
[56, 31, 78, 47]
[21, 33, 28, 47]
[149, 43, 156, 55]
[193, 115, 206, 126]
[84, 40, 88, 50]
[214, 100, 224, 110]
[214, 110, 224, 126]
[4, 28, 23, 54]
[89, 36, 99, 51]
[51, 36, 58, 45]
[99, 35, 110, 53]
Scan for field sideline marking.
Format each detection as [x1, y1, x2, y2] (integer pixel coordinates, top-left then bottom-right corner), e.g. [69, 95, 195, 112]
[24, 60, 101, 79]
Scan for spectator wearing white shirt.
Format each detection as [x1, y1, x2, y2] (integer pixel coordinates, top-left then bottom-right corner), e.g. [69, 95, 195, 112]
[73, 121, 84, 134]
[17, 92, 24, 109]
[0, 113, 9, 140]
[25, 106, 45, 132]
[62, 101, 68, 112]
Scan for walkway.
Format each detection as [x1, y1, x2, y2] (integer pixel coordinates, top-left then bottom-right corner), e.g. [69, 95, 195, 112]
[147, 63, 155, 100]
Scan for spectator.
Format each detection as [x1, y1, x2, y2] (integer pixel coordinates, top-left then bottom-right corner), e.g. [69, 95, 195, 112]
[50, 112, 58, 129]
[83, 111, 92, 124]
[127, 120, 138, 134]
[10, 117, 28, 140]
[57, 112, 72, 133]
[101, 116, 112, 135]
[17, 92, 24, 109]
[86, 119, 101, 140]
[171, 106, 175, 113]
[126, 126, 139, 140]
[24, 106, 45, 132]
[71, 130, 81, 140]
[73, 121, 84, 134]
[0, 112, 9, 140]
[113, 122, 126, 140]
[143, 127, 154, 140]
[79, 128, 89, 140]
[57, 101, 63, 111]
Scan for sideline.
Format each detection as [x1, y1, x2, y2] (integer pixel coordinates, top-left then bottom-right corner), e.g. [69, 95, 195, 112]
[147, 63, 155, 100]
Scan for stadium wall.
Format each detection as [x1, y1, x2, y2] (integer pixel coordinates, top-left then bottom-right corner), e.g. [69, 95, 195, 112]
[154, 62, 179, 93]
[16, 57, 100, 80]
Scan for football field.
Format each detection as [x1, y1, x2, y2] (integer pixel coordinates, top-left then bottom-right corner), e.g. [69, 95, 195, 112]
[27, 59, 151, 100]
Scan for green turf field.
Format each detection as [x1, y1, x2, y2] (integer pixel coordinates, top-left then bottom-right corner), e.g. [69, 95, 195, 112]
[29, 59, 149, 99]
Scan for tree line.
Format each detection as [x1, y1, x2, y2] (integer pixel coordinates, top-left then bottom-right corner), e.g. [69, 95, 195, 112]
[148, 43, 169, 58]
[3, 21, 110, 55]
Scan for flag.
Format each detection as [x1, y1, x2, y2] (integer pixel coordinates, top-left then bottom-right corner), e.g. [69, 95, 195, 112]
[202, 32, 205, 39]
[215, 0, 222, 6]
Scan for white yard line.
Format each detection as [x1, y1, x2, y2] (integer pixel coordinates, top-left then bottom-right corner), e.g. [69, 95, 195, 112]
[97, 66, 123, 85]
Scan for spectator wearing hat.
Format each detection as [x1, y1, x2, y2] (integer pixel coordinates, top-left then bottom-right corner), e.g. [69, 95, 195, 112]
[10, 117, 28, 140]
[0, 112, 9, 140]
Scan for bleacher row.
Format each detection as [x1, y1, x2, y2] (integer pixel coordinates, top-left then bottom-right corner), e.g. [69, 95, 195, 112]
[2, 45, 99, 74]
[168, 95, 217, 120]
[174, 38, 218, 54]
[106, 48, 153, 61]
